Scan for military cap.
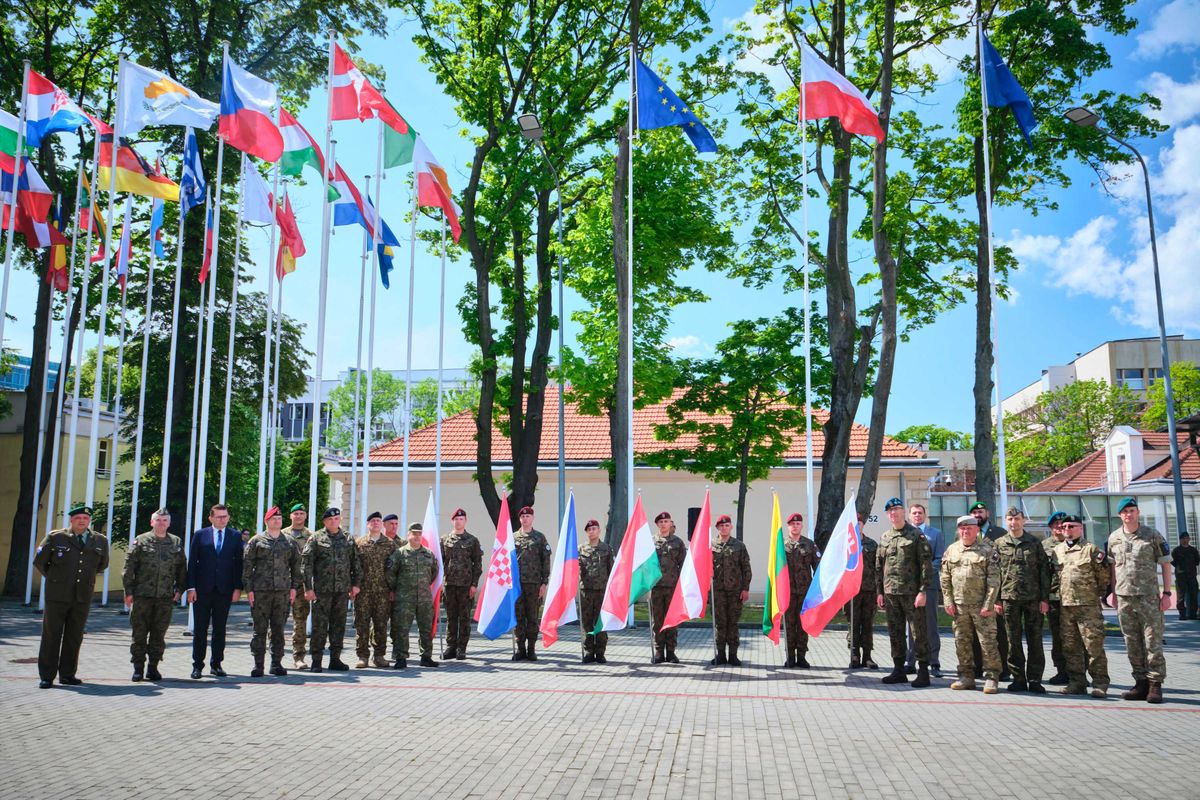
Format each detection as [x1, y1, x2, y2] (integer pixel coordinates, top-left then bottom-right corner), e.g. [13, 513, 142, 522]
[68, 503, 92, 517]
[383, 513, 399, 522]
[787, 512, 803, 523]
[584, 519, 600, 529]
[1116, 497, 1138, 512]
[654, 511, 672, 523]
[264, 506, 282, 522]
[451, 508, 467, 518]
[1061, 514, 1083, 525]
[367, 511, 382, 522]
[883, 497, 904, 510]
[969, 501, 989, 512]
[517, 506, 534, 516]
[1005, 506, 1024, 518]
[1180, 532, 1190, 540]
[715, 514, 732, 525]
[408, 522, 423, 532]
[955, 515, 979, 527]
[323, 507, 341, 520]
[1046, 511, 1067, 526]
[289, 503, 306, 513]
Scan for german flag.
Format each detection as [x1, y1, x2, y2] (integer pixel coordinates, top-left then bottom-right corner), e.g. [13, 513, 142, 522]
[98, 134, 179, 201]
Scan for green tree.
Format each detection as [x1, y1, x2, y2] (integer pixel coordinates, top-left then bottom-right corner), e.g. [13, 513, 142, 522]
[273, 436, 329, 515]
[326, 369, 405, 454]
[1142, 362, 1200, 431]
[408, 377, 479, 430]
[892, 424, 973, 451]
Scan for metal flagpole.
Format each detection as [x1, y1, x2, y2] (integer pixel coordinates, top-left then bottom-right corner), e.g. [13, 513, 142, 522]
[435, 213, 446, 518]
[400, 170, 418, 527]
[362, 129, 384, 531]
[217, 152, 247, 503]
[181, 188, 209, 610]
[101, 246, 130, 607]
[0, 60, 31, 352]
[801, 43, 815, 533]
[255, 150, 282, 528]
[625, 28, 636, 527]
[160, 137, 191, 509]
[267, 204, 286, 503]
[349, 175, 370, 535]
[128, 192, 161, 582]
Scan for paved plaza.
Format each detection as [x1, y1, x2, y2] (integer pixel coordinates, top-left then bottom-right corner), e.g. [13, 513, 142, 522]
[1, 600, 1198, 799]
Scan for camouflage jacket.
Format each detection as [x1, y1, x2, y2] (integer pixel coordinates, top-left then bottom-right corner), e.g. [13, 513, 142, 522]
[784, 536, 820, 596]
[654, 534, 687, 587]
[355, 534, 398, 593]
[1053, 539, 1109, 606]
[283, 525, 312, 558]
[440, 531, 483, 587]
[858, 537, 878, 596]
[34, 529, 110, 604]
[994, 532, 1050, 603]
[243, 532, 302, 592]
[712, 537, 753, 592]
[302, 529, 361, 594]
[1042, 537, 1065, 600]
[1108, 525, 1170, 596]
[579, 540, 614, 591]
[514, 529, 551, 585]
[123, 532, 187, 599]
[386, 544, 437, 603]
[940, 538, 999, 609]
[876, 523, 934, 595]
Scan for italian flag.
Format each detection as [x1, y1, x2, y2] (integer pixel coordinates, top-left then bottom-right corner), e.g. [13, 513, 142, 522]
[660, 490, 712, 630]
[595, 495, 662, 633]
[761, 492, 791, 644]
[331, 43, 417, 168]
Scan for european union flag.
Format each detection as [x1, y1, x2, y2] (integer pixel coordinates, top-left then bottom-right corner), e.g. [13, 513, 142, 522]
[981, 32, 1036, 146]
[634, 58, 717, 153]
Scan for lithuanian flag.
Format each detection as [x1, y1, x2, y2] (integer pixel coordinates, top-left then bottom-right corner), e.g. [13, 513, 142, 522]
[761, 493, 790, 644]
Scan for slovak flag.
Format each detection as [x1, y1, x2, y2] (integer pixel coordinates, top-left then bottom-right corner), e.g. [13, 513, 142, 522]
[800, 491, 864, 637]
[475, 496, 521, 640]
[800, 41, 884, 140]
[539, 491, 580, 648]
[219, 57, 283, 162]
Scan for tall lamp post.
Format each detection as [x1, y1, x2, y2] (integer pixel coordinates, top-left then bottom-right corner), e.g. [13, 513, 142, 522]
[1064, 106, 1189, 538]
[518, 113, 567, 523]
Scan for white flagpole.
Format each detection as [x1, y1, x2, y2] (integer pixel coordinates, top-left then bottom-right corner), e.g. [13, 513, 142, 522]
[349, 175, 370, 535]
[363, 123, 385, 530]
[101, 239, 131, 607]
[217, 152, 247, 503]
[435, 212, 446, 518]
[267, 210, 286, 503]
[255, 151, 282, 527]
[181, 188, 209, 607]
[978, 20, 1009, 511]
[400, 168, 418, 527]
[801, 43, 814, 531]
[0, 60, 31, 351]
[624, 40, 635, 511]
[129, 194, 161, 560]
[161, 134, 192, 508]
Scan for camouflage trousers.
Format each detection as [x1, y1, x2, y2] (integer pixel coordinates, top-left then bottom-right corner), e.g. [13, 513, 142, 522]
[443, 585, 474, 652]
[1046, 600, 1065, 673]
[973, 609, 1008, 676]
[784, 592, 810, 656]
[310, 594, 350, 658]
[580, 589, 607, 656]
[291, 595, 311, 659]
[712, 590, 744, 647]
[884, 594, 928, 664]
[514, 583, 543, 642]
[1061, 604, 1109, 691]
[845, 592, 876, 652]
[651, 585, 677, 651]
[391, 596, 434, 660]
[1003, 600, 1046, 683]
[129, 598, 174, 663]
[354, 591, 391, 660]
[250, 591, 290, 663]
[952, 606, 1001, 680]
[1117, 594, 1166, 682]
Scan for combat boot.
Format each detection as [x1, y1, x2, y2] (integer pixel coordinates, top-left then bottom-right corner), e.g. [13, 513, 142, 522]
[131, 659, 145, 682]
[393, 657, 407, 669]
[950, 677, 976, 690]
[293, 655, 308, 670]
[595, 652, 607, 664]
[1047, 671, 1069, 685]
[146, 659, 162, 681]
[710, 645, 727, 666]
[310, 655, 323, 674]
[1147, 682, 1164, 704]
[784, 649, 797, 668]
[849, 648, 861, 669]
[796, 653, 810, 669]
[513, 640, 527, 661]
[270, 661, 288, 677]
[1007, 680, 1028, 693]
[419, 656, 440, 668]
[728, 645, 742, 666]
[442, 647, 457, 660]
[982, 678, 999, 694]
[862, 650, 878, 670]
[327, 656, 350, 671]
[1122, 679, 1150, 701]
[355, 657, 369, 669]
[653, 648, 666, 664]
[455, 649, 467, 660]
[666, 648, 679, 664]
[911, 662, 931, 688]
[881, 660, 907, 684]
[526, 639, 538, 662]
[251, 656, 265, 678]
[373, 655, 390, 668]
[1060, 682, 1087, 695]
[582, 652, 596, 664]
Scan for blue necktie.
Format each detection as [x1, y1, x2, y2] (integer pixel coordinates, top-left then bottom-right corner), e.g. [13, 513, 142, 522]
[216, 530, 223, 553]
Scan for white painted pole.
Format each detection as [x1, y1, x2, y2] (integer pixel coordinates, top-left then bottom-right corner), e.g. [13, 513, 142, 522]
[0, 60, 31, 352]
[801, 43, 814, 532]
[255, 156, 282, 526]
[217, 152, 247, 503]
[624, 40, 635, 510]
[267, 235, 285, 503]
[128, 196, 160, 561]
[349, 175, 370, 535]
[400, 169, 418, 527]
[362, 131, 384, 529]
[434, 212, 446, 518]
[160, 136, 192, 509]
[101, 235, 130, 607]
[181, 188, 209, 608]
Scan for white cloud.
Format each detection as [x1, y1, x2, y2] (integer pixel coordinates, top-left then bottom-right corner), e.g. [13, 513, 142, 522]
[1143, 71, 1200, 126]
[667, 335, 713, 357]
[1136, 0, 1200, 59]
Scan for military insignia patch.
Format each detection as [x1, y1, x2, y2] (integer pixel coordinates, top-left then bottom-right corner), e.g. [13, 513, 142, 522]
[1095, 552, 1106, 563]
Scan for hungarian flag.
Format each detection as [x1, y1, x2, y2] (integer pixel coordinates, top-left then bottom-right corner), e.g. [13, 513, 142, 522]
[114, 197, 133, 291]
[801, 492, 863, 637]
[99, 133, 180, 200]
[274, 189, 304, 278]
[331, 43, 417, 167]
[279, 107, 330, 179]
[24, 70, 92, 148]
[800, 41, 884, 140]
[198, 198, 215, 283]
[219, 57, 283, 162]
[538, 491, 580, 648]
[661, 490, 713, 630]
[761, 493, 790, 644]
[475, 496, 521, 640]
[595, 495, 662, 633]
[413, 136, 462, 243]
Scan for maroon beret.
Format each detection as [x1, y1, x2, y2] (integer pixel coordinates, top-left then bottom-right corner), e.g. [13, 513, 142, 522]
[654, 511, 672, 523]
[715, 514, 732, 525]
[787, 513, 803, 524]
[517, 506, 534, 516]
[584, 519, 601, 529]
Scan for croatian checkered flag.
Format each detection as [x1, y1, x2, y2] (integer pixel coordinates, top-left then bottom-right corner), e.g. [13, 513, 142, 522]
[474, 496, 521, 639]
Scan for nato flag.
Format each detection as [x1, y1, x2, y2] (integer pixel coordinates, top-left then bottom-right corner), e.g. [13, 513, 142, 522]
[634, 58, 717, 153]
[981, 32, 1036, 146]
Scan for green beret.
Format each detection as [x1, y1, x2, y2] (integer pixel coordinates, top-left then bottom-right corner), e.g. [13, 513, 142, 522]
[1116, 497, 1138, 513]
[289, 503, 306, 513]
[68, 504, 92, 517]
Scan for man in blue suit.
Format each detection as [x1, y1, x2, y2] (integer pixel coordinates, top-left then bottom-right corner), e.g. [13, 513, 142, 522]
[906, 503, 944, 678]
[186, 504, 244, 679]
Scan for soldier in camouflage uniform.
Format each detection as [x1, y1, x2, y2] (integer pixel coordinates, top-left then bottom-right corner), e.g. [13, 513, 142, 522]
[243, 506, 302, 677]
[651, 511, 687, 664]
[941, 515, 1002, 694]
[1051, 514, 1110, 698]
[387, 523, 440, 668]
[710, 514, 752, 666]
[579, 519, 614, 663]
[995, 508, 1051, 693]
[782, 512, 820, 668]
[876, 497, 934, 687]
[1108, 498, 1173, 704]
[302, 508, 361, 672]
[512, 506, 551, 661]
[1043, 511, 1069, 684]
[123, 508, 186, 682]
[971, 501, 1010, 679]
[354, 511, 397, 668]
[282, 503, 314, 669]
[847, 513, 878, 669]
[440, 508, 483, 660]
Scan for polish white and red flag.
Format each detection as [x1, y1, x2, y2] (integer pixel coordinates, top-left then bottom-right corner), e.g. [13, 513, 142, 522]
[660, 490, 713, 630]
[800, 41, 885, 140]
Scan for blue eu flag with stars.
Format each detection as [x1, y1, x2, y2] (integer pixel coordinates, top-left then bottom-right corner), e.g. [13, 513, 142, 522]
[981, 32, 1037, 146]
[635, 58, 717, 153]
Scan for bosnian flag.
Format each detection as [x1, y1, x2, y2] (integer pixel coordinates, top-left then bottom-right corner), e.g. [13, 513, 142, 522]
[420, 489, 445, 628]
[801, 491, 863, 637]
[661, 490, 713, 630]
[800, 42, 884, 140]
[24, 70, 92, 148]
[219, 57, 283, 162]
[539, 491, 580, 648]
[475, 496, 521, 639]
[596, 495, 662, 633]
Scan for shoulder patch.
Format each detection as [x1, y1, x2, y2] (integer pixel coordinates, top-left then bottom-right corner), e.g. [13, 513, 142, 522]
[1095, 551, 1107, 563]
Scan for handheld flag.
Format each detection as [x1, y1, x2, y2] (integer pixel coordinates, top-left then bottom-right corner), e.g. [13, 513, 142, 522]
[596, 495, 662, 633]
[761, 493, 790, 644]
[634, 58, 717, 153]
[539, 491, 580, 648]
[199, 196, 215, 283]
[24, 71, 92, 148]
[800, 41, 885, 140]
[421, 490, 446, 630]
[980, 32, 1036, 146]
[115, 198, 133, 291]
[219, 57, 284, 162]
[475, 496, 521, 639]
[149, 197, 166, 259]
[179, 127, 206, 216]
[661, 490, 713, 630]
[331, 43, 417, 167]
[98, 134, 180, 200]
[116, 60, 219, 136]
[413, 136, 462, 243]
[801, 492, 863, 637]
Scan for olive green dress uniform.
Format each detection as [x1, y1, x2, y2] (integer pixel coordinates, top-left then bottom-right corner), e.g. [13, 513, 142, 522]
[1052, 538, 1110, 694]
[387, 543, 439, 662]
[711, 537, 753, 653]
[876, 523, 934, 666]
[783, 537, 820, 665]
[1042, 536, 1067, 680]
[354, 535, 398, 665]
[846, 536, 878, 660]
[1108, 525, 1171, 685]
[579, 540, 615, 660]
[302, 528, 361, 667]
[283, 524, 313, 662]
[513, 528, 551, 657]
[651, 534, 687, 658]
[123, 531, 187, 672]
[995, 532, 1051, 686]
[243, 532, 303, 671]
[33, 527, 110, 683]
[940, 537, 1002, 682]
[440, 531, 483, 657]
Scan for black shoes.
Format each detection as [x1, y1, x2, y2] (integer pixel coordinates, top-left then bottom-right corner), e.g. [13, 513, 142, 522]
[419, 657, 440, 668]
[1028, 682, 1046, 694]
[796, 656, 810, 669]
[327, 658, 350, 671]
[270, 663, 288, 677]
[393, 658, 407, 669]
[60, 676, 82, 686]
[1007, 681, 1028, 693]
[595, 654, 607, 664]
[190, 668, 203, 679]
[210, 665, 227, 677]
[582, 653, 596, 664]
[38, 679, 53, 689]
[455, 651, 467, 660]
[882, 662, 907, 684]
[132, 662, 145, 682]
[442, 648, 457, 660]
[911, 663, 931, 688]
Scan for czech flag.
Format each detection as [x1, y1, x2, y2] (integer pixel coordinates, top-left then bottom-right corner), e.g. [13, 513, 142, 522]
[761, 493, 790, 644]
[539, 491, 580, 648]
[475, 496, 521, 640]
[219, 57, 283, 162]
[801, 492, 864, 637]
[800, 41, 884, 140]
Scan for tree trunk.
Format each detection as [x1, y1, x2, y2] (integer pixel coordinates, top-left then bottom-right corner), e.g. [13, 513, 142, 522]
[610, 123, 632, 546]
[735, 433, 751, 541]
[972, 130, 996, 507]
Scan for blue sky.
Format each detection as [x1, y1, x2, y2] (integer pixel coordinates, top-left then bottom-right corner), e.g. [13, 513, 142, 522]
[5, 0, 1198, 438]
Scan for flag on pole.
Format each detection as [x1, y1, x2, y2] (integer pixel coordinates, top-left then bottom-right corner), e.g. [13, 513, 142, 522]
[980, 31, 1037, 146]
[801, 491, 863, 637]
[116, 60, 219, 137]
[421, 491, 445, 629]
[412, 136, 462, 243]
[275, 191, 305, 279]
[330, 43, 417, 167]
[115, 198, 133, 291]
[1, 155, 53, 228]
[78, 170, 106, 263]
[799, 41, 885, 140]
[98, 134, 180, 200]
[46, 198, 69, 292]
[596, 495, 662, 633]
[24, 71, 92, 148]
[331, 167, 400, 268]
[634, 58, 717, 153]
[219, 57, 284, 162]
[179, 127, 206, 216]
[279, 108, 330, 179]
[240, 157, 275, 225]
[761, 493, 790, 643]
[661, 489, 713, 630]
[539, 491, 580, 648]
[149, 197, 166, 258]
[0, 108, 32, 156]
[474, 496, 521, 639]
[376, 218, 397, 288]
[199, 199, 215, 283]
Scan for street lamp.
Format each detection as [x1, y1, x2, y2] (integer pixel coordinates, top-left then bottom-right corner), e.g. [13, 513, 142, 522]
[1064, 106, 1189, 538]
[518, 113, 567, 523]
